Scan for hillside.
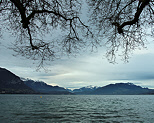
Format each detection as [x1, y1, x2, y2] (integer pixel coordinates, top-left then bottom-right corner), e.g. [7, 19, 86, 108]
[91, 83, 154, 95]
[0, 67, 72, 94]
[72, 83, 154, 95]
[24, 79, 72, 94]
[72, 85, 99, 95]
[1, 67, 154, 95]
[0, 67, 36, 94]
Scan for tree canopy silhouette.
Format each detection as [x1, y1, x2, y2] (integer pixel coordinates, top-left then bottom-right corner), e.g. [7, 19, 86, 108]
[88, 0, 154, 62]
[0, 0, 153, 67]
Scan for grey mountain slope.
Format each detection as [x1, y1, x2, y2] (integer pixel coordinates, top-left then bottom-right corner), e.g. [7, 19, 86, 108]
[1, 67, 154, 95]
[24, 79, 72, 94]
[0, 67, 35, 94]
[72, 83, 154, 95]
[91, 83, 154, 95]
[0, 67, 72, 94]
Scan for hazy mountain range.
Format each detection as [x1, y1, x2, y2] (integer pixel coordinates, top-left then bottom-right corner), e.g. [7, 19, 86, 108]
[24, 79, 71, 94]
[0, 67, 154, 95]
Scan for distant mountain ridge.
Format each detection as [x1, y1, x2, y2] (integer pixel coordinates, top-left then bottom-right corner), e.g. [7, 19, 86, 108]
[0, 67, 154, 95]
[72, 85, 99, 94]
[0, 67, 72, 94]
[73, 83, 154, 95]
[24, 79, 72, 94]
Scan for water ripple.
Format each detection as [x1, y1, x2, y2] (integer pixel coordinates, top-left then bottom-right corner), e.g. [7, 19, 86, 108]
[0, 95, 154, 123]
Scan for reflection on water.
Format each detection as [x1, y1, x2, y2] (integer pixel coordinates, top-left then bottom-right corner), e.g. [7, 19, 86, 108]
[0, 95, 154, 123]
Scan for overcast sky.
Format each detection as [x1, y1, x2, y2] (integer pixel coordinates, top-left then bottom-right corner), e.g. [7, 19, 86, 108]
[1, 1, 154, 89]
[0, 32, 154, 89]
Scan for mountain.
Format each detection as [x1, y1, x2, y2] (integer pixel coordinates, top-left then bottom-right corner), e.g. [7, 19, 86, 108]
[72, 85, 99, 95]
[91, 83, 154, 95]
[0, 67, 36, 94]
[72, 83, 154, 95]
[1, 67, 154, 95]
[0, 67, 72, 94]
[24, 79, 72, 94]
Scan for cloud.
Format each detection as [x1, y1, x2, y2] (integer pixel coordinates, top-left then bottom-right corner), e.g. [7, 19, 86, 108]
[1, 28, 154, 89]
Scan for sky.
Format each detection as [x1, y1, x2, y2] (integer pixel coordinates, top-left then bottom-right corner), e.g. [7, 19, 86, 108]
[0, 1, 154, 89]
[0, 32, 154, 89]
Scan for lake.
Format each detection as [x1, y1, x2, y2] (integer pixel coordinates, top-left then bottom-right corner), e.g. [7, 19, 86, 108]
[0, 95, 154, 123]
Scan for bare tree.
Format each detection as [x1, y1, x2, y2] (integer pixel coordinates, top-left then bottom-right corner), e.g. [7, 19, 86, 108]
[0, 0, 95, 68]
[0, 0, 154, 68]
[87, 0, 154, 62]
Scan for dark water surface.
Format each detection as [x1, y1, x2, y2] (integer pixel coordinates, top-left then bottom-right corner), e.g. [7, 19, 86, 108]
[0, 95, 154, 123]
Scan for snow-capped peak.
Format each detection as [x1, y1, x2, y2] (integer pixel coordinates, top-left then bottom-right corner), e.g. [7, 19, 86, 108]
[85, 85, 99, 89]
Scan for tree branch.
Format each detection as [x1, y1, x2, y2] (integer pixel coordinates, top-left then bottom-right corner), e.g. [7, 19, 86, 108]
[120, 0, 150, 28]
[27, 26, 38, 50]
[113, 0, 150, 34]
[27, 9, 69, 22]
[10, 0, 30, 28]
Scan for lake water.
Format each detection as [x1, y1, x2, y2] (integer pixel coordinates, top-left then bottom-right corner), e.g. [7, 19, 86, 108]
[0, 95, 154, 123]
